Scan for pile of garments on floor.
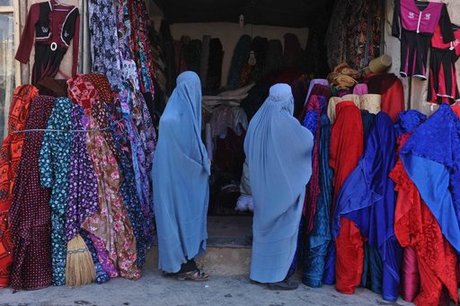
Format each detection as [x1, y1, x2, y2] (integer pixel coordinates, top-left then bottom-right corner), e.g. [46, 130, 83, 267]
[290, 74, 460, 305]
[0, 73, 156, 291]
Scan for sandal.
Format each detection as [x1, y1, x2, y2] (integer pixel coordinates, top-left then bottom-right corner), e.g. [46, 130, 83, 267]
[177, 269, 209, 281]
[267, 279, 299, 291]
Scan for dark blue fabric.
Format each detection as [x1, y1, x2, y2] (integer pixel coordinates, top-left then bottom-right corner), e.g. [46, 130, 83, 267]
[322, 242, 336, 285]
[332, 112, 402, 301]
[394, 110, 427, 136]
[360, 110, 376, 289]
[400, 104, 460, 253]
[303, 113, 333, 287]
[361, 110, 376, 149]
[80, 231, 110, 284]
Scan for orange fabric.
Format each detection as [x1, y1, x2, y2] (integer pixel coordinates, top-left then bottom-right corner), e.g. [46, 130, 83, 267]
[391, 134, 458, 306]
[0, 85, 38, 287]
[329, 101, 365, 294]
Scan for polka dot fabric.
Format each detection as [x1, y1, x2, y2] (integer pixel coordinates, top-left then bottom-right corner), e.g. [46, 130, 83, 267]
[84, 73, 114, 103]
[0, 85, 38, 288]
[9, 95, 55, 291]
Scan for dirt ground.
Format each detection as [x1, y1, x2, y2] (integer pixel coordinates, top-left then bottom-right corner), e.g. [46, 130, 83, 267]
[0, 271, 413, 306]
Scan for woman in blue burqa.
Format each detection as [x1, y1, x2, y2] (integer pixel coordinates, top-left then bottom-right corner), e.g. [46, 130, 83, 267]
[152, 71, 211, 281]
[245, 83, 313, 290]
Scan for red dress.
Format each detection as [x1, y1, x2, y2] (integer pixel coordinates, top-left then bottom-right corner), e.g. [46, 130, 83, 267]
[329, 101, 365, 294]
[391, 134, 458, 306]
[0, 85, 38, 288]
[15, 0, 80, 84]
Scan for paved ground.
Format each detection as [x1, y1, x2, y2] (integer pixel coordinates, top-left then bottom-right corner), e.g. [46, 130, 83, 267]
[0, 271, 412, 306]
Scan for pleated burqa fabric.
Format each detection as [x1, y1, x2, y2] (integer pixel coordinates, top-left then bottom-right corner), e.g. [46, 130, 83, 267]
[244, 84, 313, 283]
[152, 71, 210, 273]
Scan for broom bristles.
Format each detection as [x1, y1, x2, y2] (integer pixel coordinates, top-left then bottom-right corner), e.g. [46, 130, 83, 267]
[66, 234, 96, 287]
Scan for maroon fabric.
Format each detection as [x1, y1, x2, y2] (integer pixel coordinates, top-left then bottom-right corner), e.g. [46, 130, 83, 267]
[364, 73, 405, 122]
[299, 84, 331, 121]
[302, 95, 321, 233]
[9, 96, 55, 290]
[400, 247, 420, 302]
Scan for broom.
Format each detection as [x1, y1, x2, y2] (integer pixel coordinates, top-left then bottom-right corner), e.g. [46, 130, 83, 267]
[66, 234, 96, 287]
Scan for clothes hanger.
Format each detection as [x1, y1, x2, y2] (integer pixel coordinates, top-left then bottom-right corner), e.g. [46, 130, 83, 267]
[53, 0, 73, 11]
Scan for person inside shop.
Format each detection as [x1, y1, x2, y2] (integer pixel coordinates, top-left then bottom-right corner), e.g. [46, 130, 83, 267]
[244, 83, 314, 290]
[152, 71, 211, 281]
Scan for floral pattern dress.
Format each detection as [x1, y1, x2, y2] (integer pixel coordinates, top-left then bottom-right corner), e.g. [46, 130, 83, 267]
[82, 100, 140, 280]
[88, 0, 123, 88]
[66, 104, 99, 241]
[39, 98, 74, 286]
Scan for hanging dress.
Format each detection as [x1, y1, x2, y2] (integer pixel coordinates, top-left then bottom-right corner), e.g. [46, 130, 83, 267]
[9, 96, 55, 290]
[392, 0, 454, 79]
[0, 85, 38, 288]
[15, 0, 80, 84]
[428, 24, 460, 103]
[88, 0, 123, 87]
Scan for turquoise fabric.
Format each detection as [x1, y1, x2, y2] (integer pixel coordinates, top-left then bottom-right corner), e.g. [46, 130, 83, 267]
[152, 71, 210, 273]
[244, 83, 313, 283]
[39, 97, 73, 286]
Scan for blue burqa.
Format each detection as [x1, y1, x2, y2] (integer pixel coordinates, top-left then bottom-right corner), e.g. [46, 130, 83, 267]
[244, 83, 314, 283]
[152, 71, 211, 273]
[332, 112, 402, 301]
[400, 103, 460, 253]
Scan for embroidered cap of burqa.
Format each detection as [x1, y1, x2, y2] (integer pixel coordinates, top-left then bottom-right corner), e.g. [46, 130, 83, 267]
[244, 83, 313, 283]
[152, 71, 210, 273]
